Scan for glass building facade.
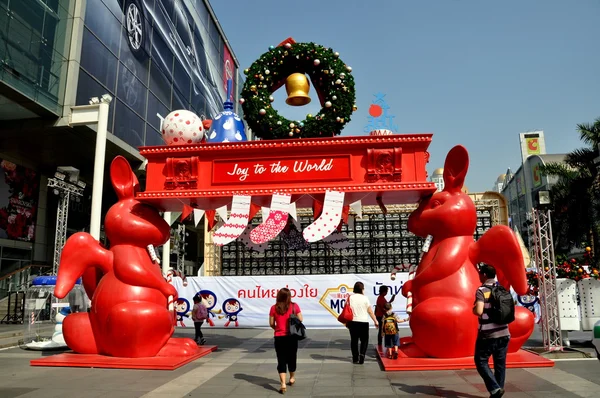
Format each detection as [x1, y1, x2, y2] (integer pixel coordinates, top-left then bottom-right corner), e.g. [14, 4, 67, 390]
[0, 0, 74, 114]
[76, 0, 240, 149]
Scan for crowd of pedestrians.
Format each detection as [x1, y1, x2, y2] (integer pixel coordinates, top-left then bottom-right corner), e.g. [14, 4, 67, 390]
[256, 264, 512, 397]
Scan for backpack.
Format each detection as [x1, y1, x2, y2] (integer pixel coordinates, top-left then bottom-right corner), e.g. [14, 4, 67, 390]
[195, 302, 208, 321]
[487, 285, 515, 324]
[383, 314, 398, 335]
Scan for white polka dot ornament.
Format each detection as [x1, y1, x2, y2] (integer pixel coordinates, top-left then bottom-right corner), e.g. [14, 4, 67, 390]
[161, 110, 204, 145]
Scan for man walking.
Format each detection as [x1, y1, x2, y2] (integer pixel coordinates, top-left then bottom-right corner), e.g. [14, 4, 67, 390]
[473, 264, 510, 398]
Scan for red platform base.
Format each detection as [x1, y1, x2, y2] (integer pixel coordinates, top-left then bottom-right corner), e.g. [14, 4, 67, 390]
[29, 345, 217, 371]
[376, 345, 554, 371]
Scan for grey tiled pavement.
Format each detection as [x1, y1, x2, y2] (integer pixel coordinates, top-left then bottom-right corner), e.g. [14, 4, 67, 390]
[0, 326, 599, 397]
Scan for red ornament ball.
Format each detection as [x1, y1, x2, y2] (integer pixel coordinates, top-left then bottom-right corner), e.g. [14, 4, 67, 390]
[369, 104, 383, 117]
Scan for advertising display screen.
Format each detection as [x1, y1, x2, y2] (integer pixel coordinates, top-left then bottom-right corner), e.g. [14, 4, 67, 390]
[0, 160, 40, 242]
[76, 0, 236, 149]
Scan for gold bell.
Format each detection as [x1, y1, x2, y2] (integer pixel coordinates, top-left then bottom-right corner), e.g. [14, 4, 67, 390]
[285, 73, 311, 106]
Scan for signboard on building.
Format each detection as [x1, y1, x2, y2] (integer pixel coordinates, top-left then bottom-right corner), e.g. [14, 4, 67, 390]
[519, 131, 546, 164]
[531, 159, 543, 188]
[0, 160, 40, 242]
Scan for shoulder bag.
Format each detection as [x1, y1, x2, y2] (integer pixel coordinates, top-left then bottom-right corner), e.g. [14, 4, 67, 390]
[337, 294, 353, 324]
[288, 303, 307, 340]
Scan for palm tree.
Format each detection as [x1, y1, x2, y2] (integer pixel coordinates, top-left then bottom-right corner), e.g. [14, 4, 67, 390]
[539, 118, 600, 255]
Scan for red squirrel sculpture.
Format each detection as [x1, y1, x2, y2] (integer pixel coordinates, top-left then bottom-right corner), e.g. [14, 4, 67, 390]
[401, 145, 534, 358]
[54, 156, 199, 358]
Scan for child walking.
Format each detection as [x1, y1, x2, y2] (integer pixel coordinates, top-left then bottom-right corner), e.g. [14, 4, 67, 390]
[192, 295, 207, 345]
[382, 302, 408, 359]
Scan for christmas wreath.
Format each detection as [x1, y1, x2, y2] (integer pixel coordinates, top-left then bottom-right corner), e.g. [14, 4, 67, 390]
[240, 38, 356, 140]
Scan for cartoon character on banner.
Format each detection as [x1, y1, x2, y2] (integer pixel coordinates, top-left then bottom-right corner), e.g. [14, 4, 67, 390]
[222, 298, 243, 327]
[175, 298, 191, 327]
[516, 293, 541, 324]
[198, 290, 222, 326]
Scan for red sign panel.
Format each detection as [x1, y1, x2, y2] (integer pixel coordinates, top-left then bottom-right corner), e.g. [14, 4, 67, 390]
[212, 156, 352, 185]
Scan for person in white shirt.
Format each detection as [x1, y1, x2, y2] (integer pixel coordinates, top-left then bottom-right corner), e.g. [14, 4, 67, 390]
[347, 281, 379, 364]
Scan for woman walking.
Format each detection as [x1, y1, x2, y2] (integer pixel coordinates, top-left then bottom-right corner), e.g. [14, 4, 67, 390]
[269, 288, 303, 394]
[347, 281, 378, 364]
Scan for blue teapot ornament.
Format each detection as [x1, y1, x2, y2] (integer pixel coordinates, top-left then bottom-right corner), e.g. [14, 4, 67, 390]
[206, 79, 247, 143]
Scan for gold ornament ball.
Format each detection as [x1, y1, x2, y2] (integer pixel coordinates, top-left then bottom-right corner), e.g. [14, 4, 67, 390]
[325, 101, 332, 107]
[290, 123, 295, 128]
[586, 247, 592, 252]
[307, 114, 312, 118]
[352, 105, 358, 111]
[289, 131, 294, 137]
[244, 68, 249, 75]
[250, 85, 257, 91]
[295, 128, 300, 133]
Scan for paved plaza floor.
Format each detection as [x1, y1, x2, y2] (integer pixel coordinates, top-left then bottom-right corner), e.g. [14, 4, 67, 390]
[0, 326, 599, 398]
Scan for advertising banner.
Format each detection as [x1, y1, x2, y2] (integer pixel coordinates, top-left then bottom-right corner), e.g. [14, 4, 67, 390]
[531, 161, 542, 188]
[515, 175, 523, 197]
[223, 44, 235, 101]
[525, 137, 541, 156]
[172, 273, 409, 329]
[0, 160, 40, 241]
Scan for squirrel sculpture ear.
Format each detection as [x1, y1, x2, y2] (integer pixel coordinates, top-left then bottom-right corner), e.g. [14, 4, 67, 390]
[110, 156, 135, 200]
[442, 145, 469, 194]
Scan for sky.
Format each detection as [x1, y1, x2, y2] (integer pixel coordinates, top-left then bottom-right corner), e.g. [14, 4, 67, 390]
[211, 0, 600, 192]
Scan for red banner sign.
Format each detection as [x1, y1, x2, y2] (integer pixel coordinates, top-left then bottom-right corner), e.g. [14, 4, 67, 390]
[212, 156, 352, 185]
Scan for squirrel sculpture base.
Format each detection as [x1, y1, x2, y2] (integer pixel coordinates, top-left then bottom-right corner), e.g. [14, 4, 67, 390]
[30, 345, 217, 370]
[376, 343, 554, 371]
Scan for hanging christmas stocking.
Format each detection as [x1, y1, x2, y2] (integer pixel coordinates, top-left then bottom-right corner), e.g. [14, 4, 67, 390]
[250, 193, 292, 244]
[213, 195, 252, 246]
[239, 224, 267, 252]
[303, 190, 345, 243]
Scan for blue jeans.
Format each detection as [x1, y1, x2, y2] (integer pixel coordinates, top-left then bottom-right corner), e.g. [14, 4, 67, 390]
[474, 335, 510, 393]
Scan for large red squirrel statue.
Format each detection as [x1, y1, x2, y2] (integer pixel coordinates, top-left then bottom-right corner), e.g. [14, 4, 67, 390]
[54, 156, 199, 358]
[401, 145, 534, 358]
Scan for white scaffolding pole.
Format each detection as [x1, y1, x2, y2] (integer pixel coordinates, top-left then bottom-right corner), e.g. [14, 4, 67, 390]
[48, 177, 84, 275]
[532, 208, 563, 352]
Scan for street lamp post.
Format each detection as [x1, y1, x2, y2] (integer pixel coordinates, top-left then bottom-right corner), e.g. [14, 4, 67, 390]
[69, 94, 113, 240]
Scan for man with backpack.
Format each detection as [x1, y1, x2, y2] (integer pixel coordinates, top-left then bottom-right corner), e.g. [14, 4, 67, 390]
[473, 264, 515, 398]
[192, 295, 208, 345]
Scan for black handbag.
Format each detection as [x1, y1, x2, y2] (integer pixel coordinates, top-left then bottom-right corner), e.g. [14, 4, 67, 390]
[288, 304, 307, 340]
